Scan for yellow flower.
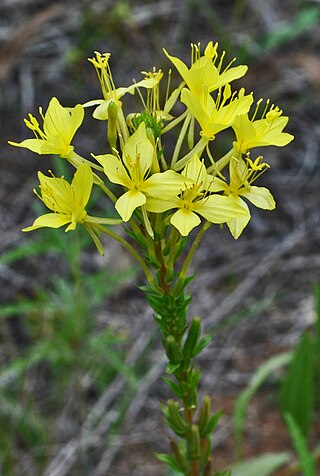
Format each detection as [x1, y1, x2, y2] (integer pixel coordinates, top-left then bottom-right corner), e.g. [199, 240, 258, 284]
[181, 85, 253, 140]
[211, 155, 276, 238]
[84, 51, 160, 120]
[9, 97, 84, 159]
[146, 154, 247, 236]
[232, 101, 294, 153]
[23, 164, 121, 253]
[164, 41, 248, 99]
[94, 123, 187, 222]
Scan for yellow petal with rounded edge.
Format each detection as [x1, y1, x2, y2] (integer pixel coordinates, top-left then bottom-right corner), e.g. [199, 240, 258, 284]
[194, 195, 247, 223]
[240, 186, 276, 209]
[72, 163, 93, 208]
[93, 101, 111, 120]
[146, 196, 179, 213]
[94, 153, 132, 188]
[22, 213, 71, 231]
[115, 189, 146, 222]
[142, 170, 188, 199]
[170, 209, 201, 236]
[226, 198, 251, 239]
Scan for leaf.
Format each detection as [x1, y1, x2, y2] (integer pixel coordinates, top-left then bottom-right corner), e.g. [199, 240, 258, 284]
[234, 352, 292, 457]
[279, 333, 314, 438]
[284, 413, 316, 476]
[155, 453, 184, 474]
[313, 283, 320, 393]
[231, 452, 291, 476]
[193, 334, 213, 357]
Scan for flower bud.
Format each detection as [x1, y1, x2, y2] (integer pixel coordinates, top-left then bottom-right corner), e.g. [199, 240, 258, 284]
[165, 335, 183, 364]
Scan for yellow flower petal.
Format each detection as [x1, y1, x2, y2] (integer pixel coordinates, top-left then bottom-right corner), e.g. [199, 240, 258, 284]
[143, 170, 188, 199]
[115, 189, 146, 221]
[170, 209, 201, 236]
[72, 163, 93, 208]
[240, 186, 276, 209]
[94, 153, 132, 187]
[22, 213, 71, 231]
[194, 195, 247, 223]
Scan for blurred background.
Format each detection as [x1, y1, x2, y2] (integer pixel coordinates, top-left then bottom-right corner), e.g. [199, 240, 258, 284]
[0, 0, 320, 475]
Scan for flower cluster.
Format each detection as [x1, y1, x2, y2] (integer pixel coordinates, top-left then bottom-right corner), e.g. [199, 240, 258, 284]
[10, 42, 293, 250]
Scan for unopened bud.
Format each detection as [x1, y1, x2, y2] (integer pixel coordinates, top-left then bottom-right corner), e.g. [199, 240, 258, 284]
[188, 424, 200, 460]
[165, 335, 183, 364]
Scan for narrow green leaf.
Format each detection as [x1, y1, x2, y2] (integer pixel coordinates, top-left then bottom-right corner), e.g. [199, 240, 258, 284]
[155, 453, 184, 474]
[234, 352, 292, 457]
[193, 334, 213, 357]
[232, 452, 291, 476]
[285, 413, 316, 476]
[279, 333, 314, 438]
[313, 284, 320, 393]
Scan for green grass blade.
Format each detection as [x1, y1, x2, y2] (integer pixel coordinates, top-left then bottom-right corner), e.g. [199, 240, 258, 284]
[284, 413, 316, 476]
[279, 333, 314, 439]
[231, 452, 291, 476]
[234, 352, 292, 458]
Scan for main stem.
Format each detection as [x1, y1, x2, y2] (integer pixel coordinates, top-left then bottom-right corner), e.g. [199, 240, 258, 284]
[142, 232, 215, 475]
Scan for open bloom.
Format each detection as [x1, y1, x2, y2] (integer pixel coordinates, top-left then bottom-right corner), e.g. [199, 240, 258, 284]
[181, 85, 253, 140]
[94, 123, 187, 222]
[232, 101, 294, 153]
[9, 97, 84, 159]
[146, 154, 247, 236]
[211, 155, 276, 238]
[23, 164, 121, 252]
[164, 41, 248, 99]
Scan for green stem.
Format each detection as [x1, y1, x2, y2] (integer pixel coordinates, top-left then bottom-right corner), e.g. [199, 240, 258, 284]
[162, 109, 189, 134]
[171, 112, 192, 167]
[96, 224, 160, 290]
[173, 137, 208, 171]
[97, 181, 118, 203]
[173, 222, 211, 294]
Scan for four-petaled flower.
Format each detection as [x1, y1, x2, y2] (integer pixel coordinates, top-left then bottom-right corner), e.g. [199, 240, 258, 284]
[9, 97, 84, 160]
[164, 41, 248, 100]
[94, 123, 188, 222]
[181, 85, 254, 140]
[146, 154, 247, 236]
[23, 163, 121, 253]
[211, 155, 276, 238]
[232, 102, 294, 154]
